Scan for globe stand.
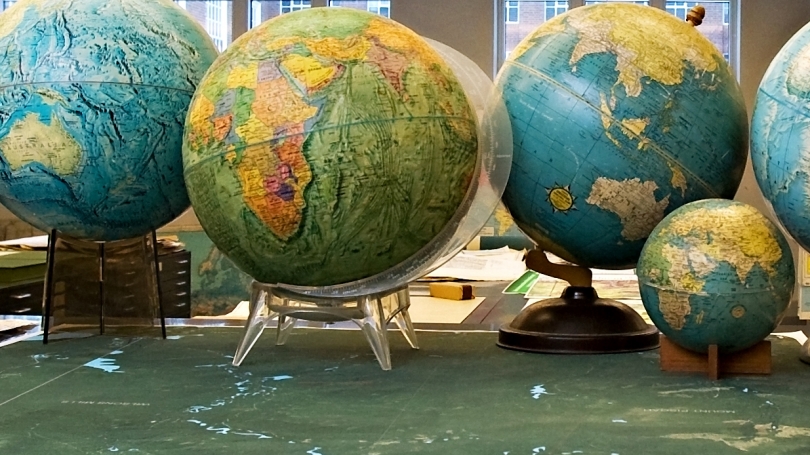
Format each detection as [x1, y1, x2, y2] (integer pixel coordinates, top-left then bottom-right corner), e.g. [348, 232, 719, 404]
[497, 249, 659, 353]
[660, 335, 772, 380]
[41, 229, 167, 343]
[232, 282, 419, 371]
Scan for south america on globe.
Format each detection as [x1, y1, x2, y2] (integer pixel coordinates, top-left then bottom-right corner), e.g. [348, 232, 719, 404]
[183, 8, 478, 287]
[0, 0, 218, 241]
[751, 20, 810, 252]
[637, 199, 795, 354]
[496, 3, 748, 269]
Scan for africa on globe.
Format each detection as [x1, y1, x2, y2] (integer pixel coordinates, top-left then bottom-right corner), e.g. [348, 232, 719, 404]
[0, 0, 218, 241]
[637, 199, 795, 354]
[496, 3, 748, 269]
[183, 8, 478, 287]
[751, 19, 810, 252]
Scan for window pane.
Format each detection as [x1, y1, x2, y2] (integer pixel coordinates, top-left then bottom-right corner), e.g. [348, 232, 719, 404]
[174, 1, 233, 51]
[585, 1, 649, 4]
[504, 1, 569, 59]
[329, 0, 391, 18]
[666, 1, 732, 62]
[250, 0, 310, 28]
[0, 0, 16, 11]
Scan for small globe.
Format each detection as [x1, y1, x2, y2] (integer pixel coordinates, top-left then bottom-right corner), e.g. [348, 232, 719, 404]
[495, 4, 748, 269]
[637, 199, 795, 354]
[0, 0, 217, 241]
[751, 20, 810, 251]
[183, 8, 478, 287]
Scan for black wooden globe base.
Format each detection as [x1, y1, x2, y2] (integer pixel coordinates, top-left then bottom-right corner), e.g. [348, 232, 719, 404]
[497, 286, 659, 354]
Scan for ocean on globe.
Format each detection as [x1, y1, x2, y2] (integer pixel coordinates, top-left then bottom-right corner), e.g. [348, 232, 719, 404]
[183, 8, 478, 287]
[495, 3, 748, 269]
[637, 199, 795, 354]
[0, 0, 218, 241]
[751, 20, 810, 252]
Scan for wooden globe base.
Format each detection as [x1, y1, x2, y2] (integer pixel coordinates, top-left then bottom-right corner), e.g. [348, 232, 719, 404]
[497, 286, 659, 354]
[800, 339, 810, 365]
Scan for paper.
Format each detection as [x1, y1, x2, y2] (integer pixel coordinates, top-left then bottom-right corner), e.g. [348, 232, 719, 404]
[0, 318, 41, 348]
[425, 247, 527, 281]
[0, 318, 37, 332]
[0, 234, 49, 249]
[408, 296, 485, 324]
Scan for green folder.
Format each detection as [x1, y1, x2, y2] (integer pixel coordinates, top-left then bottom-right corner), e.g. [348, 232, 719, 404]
[0, 251, 47, 284]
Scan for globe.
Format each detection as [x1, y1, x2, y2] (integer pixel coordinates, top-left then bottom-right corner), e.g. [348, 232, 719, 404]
[0, 0, 217, 241]
[637, 199, 795, 354]
[183, 8, 479, 287]
[751, 20, 810, 252]
[495, 3, 748, 269]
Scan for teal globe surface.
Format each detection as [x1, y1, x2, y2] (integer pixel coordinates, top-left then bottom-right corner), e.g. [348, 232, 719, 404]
[0, 0, 217, 241]
[751, 21, 810, 252]
[637, 199, 795, 354]
[495, 4, 748, 269]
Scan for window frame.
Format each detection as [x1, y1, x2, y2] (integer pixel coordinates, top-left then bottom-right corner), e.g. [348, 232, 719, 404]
[505, 0, 520, 24]
[281, 0, 311, 14]
[367, 0, 391, 17]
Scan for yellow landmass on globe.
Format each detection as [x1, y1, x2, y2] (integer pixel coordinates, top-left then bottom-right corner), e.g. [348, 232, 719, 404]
[226, 63, 259, 90]
[235, 116, 276, 146]
[494, 205, 515, 236]
[661, 205, 784, 284]
[308, 36, 371, 61]
[668, 162, 688, 196]
[585, 177, 669, 241]
[598, 94, 650, 149]
[0, 113, 82, 175]
[186, 95, 216, 147]
[622, 117, 649, 137]
[365, 18, 445, 70]
[660, 243, 713, 293]
[282, 54, 339, 92]
[657, 289, 692, 330]
[252, 78, 319, 130]
[568, 4, 719, 97]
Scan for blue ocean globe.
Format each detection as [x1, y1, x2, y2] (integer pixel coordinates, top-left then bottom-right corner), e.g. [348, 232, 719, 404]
[751, 20, 810, 251]
[638, 199, 795, 354]
[495, 4, 748, 269]
[0, 0, 218, 241]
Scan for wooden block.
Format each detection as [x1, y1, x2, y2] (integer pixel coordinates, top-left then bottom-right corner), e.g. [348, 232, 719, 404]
[660, 335, 771, 379]
[429, 282, 474, 300]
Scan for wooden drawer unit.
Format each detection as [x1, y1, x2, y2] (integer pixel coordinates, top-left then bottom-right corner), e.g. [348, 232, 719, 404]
[0, 279, 44, 316]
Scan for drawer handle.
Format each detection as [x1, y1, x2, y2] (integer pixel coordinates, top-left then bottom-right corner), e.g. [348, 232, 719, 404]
[178, 259, 189, 264]
[176, 281, 187, 286]
[176, 292, 188, 297]
[11, 293, 32, 299]
[176, 270, 187, 275]
[12, 307, 32, 313]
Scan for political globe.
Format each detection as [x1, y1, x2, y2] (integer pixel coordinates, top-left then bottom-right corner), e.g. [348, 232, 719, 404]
[0, 0, 217, 241]
[183, 8, 478, 287]
[495, 3, 748, 269]
[637, 199, 795, 354]
[751, 21, 810, 252]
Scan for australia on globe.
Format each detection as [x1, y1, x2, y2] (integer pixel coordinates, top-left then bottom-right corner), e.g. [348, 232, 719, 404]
[637, 199, 795, 354]
[496, 3, 748, 269]
[183, 8, 478, 287]
[0, 0, 218, 241]
[751, 19, 810, 252]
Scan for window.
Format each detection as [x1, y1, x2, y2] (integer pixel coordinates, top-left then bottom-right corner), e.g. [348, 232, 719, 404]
[280, 0, 310, 14]
[1, 0, 16, 11]
[206, 1, 228, 51]
[585, 1, 648, 4]
[367, 0, 390, 18]
[545, 1, 567, 20]
[505, 0, 519, 24]
[174, 0, 186, 9]
[251, 0, 262, 28]
[666, 1, 698, 20]
[666, 1, 733, 64]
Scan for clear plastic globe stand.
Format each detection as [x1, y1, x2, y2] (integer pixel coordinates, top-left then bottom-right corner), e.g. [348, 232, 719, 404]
[232, 39, 513, 370]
